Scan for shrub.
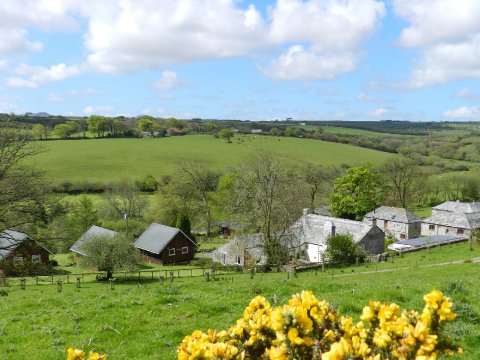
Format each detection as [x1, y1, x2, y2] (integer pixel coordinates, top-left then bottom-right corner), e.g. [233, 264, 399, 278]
[178, 290, 461, 359]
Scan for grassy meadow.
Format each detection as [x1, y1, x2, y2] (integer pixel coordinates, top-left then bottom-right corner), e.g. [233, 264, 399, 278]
[31, 135, 395, 183]
[1, 243, 479, 359]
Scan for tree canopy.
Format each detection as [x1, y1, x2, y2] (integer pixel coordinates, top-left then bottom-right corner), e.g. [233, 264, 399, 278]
[325, 234, 362, 265]
[329, 166, 384, 220]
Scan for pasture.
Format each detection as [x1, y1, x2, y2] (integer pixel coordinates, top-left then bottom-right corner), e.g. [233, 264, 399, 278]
[1, 243, 479, 359]
[31, 135, 395, 183]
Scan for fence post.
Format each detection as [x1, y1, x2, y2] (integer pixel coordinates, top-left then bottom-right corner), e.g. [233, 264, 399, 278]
[178, 269, 180, 278]
[51, 275, 54, 284]
[56, 280, 63, 293]
[151, 271, 154, 280]
[109, 278, 116, 290]
[35, 276, 39, 285]
[67, 274, 69, 284]
[205, 272, 210, 282]
[191, 269, 193, 277]
[170, 271, 174, 283]
[76, 276, 81, 289]
[159, 275, 164, 285]
[20, 278, 26, 290]
[249, 268, 254, 279]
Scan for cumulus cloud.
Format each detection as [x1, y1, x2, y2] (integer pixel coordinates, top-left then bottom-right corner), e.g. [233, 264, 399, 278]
[0, 0, 77, 55]
[153, 71, 184, 90]
[444, 106, 480, 119]
[262, 45, 355, 81]
[264, 0, 385, 80]
[457, 87, 480, 101]
[7, 63, 84, 88]
[82, 0, 267, 73]
[394, 0, 480, 88]
[367, 107, 389, 117]
[0, 0, 387, 85]
[84, 105, 114, 115]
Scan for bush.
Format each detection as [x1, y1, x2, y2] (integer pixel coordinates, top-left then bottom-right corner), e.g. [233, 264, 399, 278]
[178, 290, 461, 359]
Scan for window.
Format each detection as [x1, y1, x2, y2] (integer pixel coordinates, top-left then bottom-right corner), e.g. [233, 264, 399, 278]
[384, 220, 389, 229]
[457, 229, 464, 235]
[14, 256, 24, 266]
[429, 225, 435, 230]
[400, 234, 406, 240]
[32, 254, 41, 264]
[235, 256, 241, 265]
[168, 248, 175, 256]
[181, 246, 188, 254]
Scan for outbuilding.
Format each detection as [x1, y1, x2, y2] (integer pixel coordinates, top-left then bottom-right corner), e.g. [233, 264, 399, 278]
[0, 230, 52, 275]
[134, 223, 196, 265]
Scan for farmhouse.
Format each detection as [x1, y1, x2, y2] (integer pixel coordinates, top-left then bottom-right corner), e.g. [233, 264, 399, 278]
[134, 223, 196, 265]
[288, 210, 385, 262]
[211, 233, 266, 266]
[0, 230, 52, 275]
[70, 225, 118, 258]
[421, 201, 480, 238]
[363, 206, 421, 241]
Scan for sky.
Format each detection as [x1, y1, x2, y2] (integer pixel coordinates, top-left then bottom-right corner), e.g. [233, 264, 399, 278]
[0, 0, 480, 121]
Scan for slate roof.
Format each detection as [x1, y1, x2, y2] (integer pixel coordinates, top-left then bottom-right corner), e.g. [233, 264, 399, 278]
[70, 225, 118, 256]
[388, 235, 466, 251]
[432, 201, 480, 214]
[0, 230, 52, 260]
[134, 223, 196, 254]
[423, 211, 480, 230]
[364, 206, 421, 223]
[213, 233, 267, 265]
[288, 214, 374, 248]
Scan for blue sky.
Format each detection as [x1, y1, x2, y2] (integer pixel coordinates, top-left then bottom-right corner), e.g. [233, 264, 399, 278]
[0, 0, 480, 121]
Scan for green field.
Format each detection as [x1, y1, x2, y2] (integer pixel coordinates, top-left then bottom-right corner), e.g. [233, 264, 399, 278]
[1, 243, 479, 359]
[32, 135, 395, 183]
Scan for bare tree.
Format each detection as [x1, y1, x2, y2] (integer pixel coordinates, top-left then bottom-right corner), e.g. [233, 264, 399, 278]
[177, 160, 219, 236]
[381, 158, 424, 208]
[301, 163, 342, 210]
[102, 182, 149, 220]
[227, 153, 304, 267]
[0, 130, 59, 251]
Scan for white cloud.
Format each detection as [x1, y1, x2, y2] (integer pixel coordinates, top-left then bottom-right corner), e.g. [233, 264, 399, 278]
[84, 105, 114, 115]
[0, 101, 23, 113]
[82, 0, 267, 73]
[153, 71, 184, 90]
[457, 87, 480, 101]
[394, 0, 480, 88]
[394, 0, 480, 48]
[444, 106, 480, 119]
[367, 107, 389, 117]
[0, 1, 78, 55]
[7, 63, 84, 88]
[264, 0, 385, 81]
[262, 45, 355, 81]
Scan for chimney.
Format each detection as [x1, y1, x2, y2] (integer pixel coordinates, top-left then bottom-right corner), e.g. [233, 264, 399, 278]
[371, 218, 377, 227]
[324, 221, 335, 237]
[303, 208, 311, 216]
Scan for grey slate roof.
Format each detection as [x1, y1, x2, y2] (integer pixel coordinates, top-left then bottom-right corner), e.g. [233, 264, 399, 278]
[212, 233, 267, 265]
[0, 230, 52, 260]
[288, 214, 374, 248]
[364, 206, 421, 223]
[0, 230, 30, 260]
[134, 223, 196, 254]
[432, 201, 480, 214]
[388, 235, 465, 251]
[70, 225, 118, 256]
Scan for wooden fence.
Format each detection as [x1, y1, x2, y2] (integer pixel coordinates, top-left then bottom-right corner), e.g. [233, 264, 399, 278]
[0, 266, 240, 288]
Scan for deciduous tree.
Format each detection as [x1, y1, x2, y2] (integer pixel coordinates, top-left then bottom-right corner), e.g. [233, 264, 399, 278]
[329, 166, 384, 220]
[80, 233, 140, 279]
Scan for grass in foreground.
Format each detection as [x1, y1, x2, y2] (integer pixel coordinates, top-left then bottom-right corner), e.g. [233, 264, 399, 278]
[1, 244, 479, 359]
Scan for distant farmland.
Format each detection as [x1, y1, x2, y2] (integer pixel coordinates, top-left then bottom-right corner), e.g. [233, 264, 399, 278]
[32, 135, 395, 183]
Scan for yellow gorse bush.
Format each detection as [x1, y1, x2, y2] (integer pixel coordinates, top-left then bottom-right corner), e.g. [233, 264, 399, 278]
[178, 290, 462, 360]
[67, 347, 107, 360]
